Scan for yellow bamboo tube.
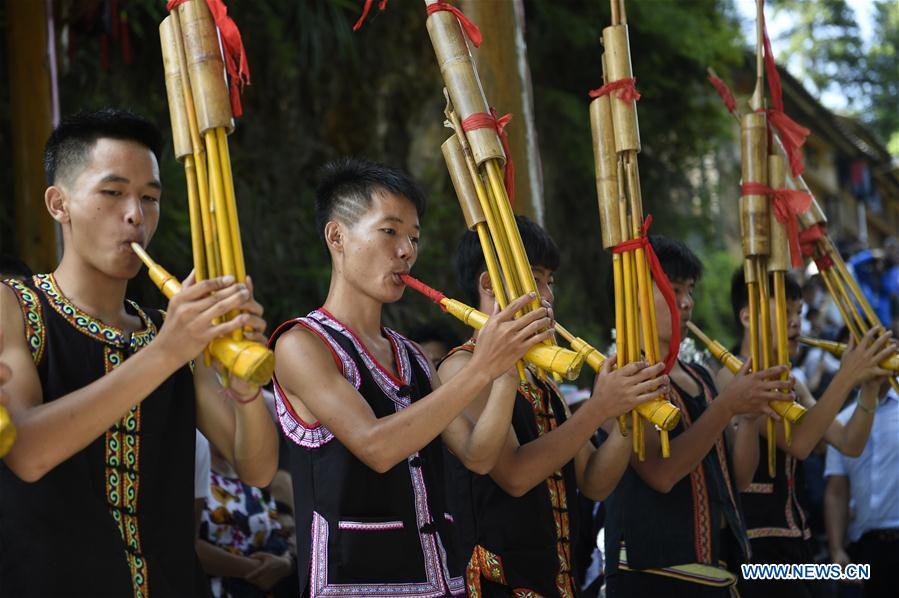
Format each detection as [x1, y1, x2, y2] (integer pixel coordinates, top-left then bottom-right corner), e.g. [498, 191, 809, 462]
[747, 279, 761, 370]
[433, 298, 584, 380]
[131, 243, 274, 385]
[485, 159, 541, 313]
[204, 129, 236, 279]
[0, 406, 17, 458]
[183, 156, 206, 279]
[613, 255, 629, 435]
[215, 128, 246, 283]
[799, 337, 899, 372]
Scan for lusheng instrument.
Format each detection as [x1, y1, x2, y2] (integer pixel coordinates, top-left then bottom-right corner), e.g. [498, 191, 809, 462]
[132, 244, 274, 386]
[687, 321, 807, 424]
[400, 274, 586, 380]
[587, 0, 680, 459]
[424, 1, 576, 384]
[799, 337, 899, 373]
[150, 0, 273, 386]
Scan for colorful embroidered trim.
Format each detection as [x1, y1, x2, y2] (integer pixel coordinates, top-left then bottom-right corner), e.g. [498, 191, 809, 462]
[3, 279, 46, 365]
[311, 511, 458, 597]
[104, 346, 149, 598]
[33, 274, 154, 348]
[338, 520, 404, 531]
[618, 542, 736, 588]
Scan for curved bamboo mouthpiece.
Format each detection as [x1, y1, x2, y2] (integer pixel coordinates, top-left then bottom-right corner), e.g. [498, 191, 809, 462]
[0, 406, 17, 459]
[130, 243, 274, 385]
[688, 321, 806, 424]
[799, 336, 899, 372]
[439, 298, 585, 380]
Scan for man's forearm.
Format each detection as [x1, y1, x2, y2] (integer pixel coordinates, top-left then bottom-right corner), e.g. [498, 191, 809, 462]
[456, 378, 518, 472]
[731, 417, 761, 491]
[5, 344, 181, 481]
[787, 375, 854, 457]
[825, 480, 850, 552]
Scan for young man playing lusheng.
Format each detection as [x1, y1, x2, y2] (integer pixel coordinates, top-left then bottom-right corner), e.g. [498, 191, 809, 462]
[439, 215, 669, 597]
[720, 268, 893, 598]
[603, 236, 793, 597]
[0, 109, 279, 597]
[270, 159, 554, 597]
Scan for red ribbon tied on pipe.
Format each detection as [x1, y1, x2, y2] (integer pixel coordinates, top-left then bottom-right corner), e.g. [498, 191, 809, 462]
[611, 216, 681, 374]
[167, 0, 250, 118]
[352, 0, 389, 32]
[741, 183, 812, 269]
[425, 2, 483, 48]
[708, 73, 737, 114]
[589, 77, 641, 103]
[759, 0, 809, 178]
[462, 108, 515, 207]
[799, 223, 826, 258]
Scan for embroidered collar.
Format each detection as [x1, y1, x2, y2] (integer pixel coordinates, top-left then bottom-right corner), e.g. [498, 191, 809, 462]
[34, 273, 155, 350]
[310, 308, 412, 396]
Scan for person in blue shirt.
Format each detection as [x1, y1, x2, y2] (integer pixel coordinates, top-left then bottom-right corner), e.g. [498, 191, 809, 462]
[825, 384, 899, 598]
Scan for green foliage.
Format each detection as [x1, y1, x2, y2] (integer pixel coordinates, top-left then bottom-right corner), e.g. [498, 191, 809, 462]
[691, 249, 741, 350]
[775, 0, 866, 105]
[525, 0, 744, 344]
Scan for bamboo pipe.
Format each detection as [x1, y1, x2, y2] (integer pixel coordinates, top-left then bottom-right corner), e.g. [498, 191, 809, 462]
[686, 321, 807, 425]
[555, 323, 681, 436]
[130, 243, 275, 386]
[400, 275, 586, 380]
[0, 406, 17, 459]
[799, 337, 899, 372]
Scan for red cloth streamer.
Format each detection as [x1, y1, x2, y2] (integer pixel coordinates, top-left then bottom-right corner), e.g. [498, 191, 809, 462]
[352, 0, 389, 32]
[611, 216, 681, 374]
[399, 274, 448, 310]
[759, 0, 809, 177]
[814, 254, 834, 271]
[425, 2, 482, 48]
[462, 108, 515, 207]
[741, 182, 811, 268]
[167, 0, 251, 118]
[799, 223, 826, 257]
[588, 78, 641, 103]
[707, 73, 736, 114]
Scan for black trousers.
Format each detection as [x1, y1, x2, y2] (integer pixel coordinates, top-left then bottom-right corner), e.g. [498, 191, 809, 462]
[606, 570, 733, 598]
[848, 529, 899, 598]
[738, 537, 821, 598]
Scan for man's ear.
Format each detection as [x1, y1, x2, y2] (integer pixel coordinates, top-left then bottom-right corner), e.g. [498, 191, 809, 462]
[739, 306, 750, 329]
[45, 186, 69, 224]
[478, 271, 494, 298]
[324, 220, 344, 254]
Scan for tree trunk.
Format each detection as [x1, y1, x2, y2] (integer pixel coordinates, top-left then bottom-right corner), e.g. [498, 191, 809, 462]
[7, 0, 57, 272]
[461, 0, 544, 224]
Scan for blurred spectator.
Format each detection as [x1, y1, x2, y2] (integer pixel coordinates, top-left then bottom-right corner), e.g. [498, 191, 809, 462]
[0, 255, 33, 281]
[408, 321, 463, 367]
[825, 384, 899, 598]
[848, 248, 891, 327]
[197, 443, 297, 598]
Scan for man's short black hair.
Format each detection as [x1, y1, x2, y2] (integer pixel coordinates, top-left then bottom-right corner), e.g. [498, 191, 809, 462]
[729, 267, 802, 330]
[455, 214, 560, 306]
[44, 108, 163, 186]
[648, 235, 704, 283]
[314, 158, 427, 252]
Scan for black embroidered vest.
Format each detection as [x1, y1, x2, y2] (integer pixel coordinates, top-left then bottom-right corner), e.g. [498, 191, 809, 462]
[603, 362, 750, 577]
[741, 442, 810, 542]
[441, 341, 580, 598]
[0, 274, 197, 598]
[270, 308, 465, 598]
